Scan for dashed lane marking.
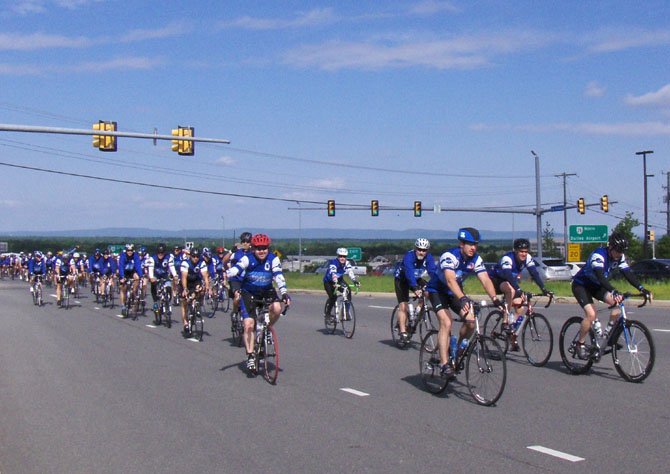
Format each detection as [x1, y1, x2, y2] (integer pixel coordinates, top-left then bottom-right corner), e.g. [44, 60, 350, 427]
[527, 446, 584, 462]
[340, 388, 370, 397]
[368, 305, 394, 310]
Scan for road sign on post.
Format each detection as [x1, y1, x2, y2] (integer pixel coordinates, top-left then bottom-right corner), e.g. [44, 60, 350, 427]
[569, 225, 608, 243]
[347, 247, 362, 261]
[567, 243, 581, 262]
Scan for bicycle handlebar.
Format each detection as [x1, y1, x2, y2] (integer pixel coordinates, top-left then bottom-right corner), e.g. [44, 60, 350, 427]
[607, 292, 651, 309]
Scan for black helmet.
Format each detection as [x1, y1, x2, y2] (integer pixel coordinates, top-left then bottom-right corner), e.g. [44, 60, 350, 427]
[190, 248, 200, 258]
[240, 232, 252, 243]
[457, 227, 480, 244]
[513, 238, 530, 250]
[608, 232, 628, 252]
[157, 243, 167, 254]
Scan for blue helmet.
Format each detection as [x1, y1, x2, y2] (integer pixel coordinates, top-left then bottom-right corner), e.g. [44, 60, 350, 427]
[202, 247, 212, 258]
[457, 227, 480, 244]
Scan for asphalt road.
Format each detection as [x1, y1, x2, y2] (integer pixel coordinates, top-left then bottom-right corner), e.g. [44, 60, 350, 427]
[1, 279, 669, 473]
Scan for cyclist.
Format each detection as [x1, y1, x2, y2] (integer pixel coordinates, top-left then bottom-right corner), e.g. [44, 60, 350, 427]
[225, 233, 290, 372]
[97, 249, 117, 297]
[425, 227, 503, 377]
[54, 250, 76, 306]
[323, 247, 360, 323]
[118, 244, 143, 315]
[489, 238, 551, 351]
[226, 232, 253, 317]
[394, 238, 436, 343]
[179, 248, 211, 338]
[88, 249, 103, 289]
[28, 251, 46, 293]
[72, 252, 86, 288]
[146, 243, 177, 321]
[571, 232, 651, 359]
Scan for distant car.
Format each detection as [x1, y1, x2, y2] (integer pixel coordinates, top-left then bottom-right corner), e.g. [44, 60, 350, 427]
[314, 259, 367, 276]
[566, 262, 585, 277]
[521, 258, 572, 281]
[630, 259, 670, 281]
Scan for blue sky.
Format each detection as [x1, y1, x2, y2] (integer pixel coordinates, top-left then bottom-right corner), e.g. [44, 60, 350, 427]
[1, 0, 669, 241]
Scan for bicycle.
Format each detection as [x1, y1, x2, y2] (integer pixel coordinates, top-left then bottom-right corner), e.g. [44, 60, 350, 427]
[101, 275, 115, 308]
[153, 279, 173, 328]
[217, 279, 231, 313]
[324, 281, 358, 338]
[186, 291, 204, 341]
[390, 291, 436, 349]
[204, 278, 219, 318]
[483, 292, 554, 367]
[230, 305, 244, 347]
[56, 275, 71, 309]
[419, 301, 507, 406]
[559, 292, 654, 382]
[121, 279, 141, 320]
[30, 275, 44, 306]
[250, 297, 287, 385]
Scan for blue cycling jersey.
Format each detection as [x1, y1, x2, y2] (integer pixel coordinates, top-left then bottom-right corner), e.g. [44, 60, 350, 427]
[426, 247, 486, 295]
[394, 249, 436, 289]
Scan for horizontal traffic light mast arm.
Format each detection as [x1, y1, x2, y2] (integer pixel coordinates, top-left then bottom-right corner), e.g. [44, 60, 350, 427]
[0, 124, 230, 144]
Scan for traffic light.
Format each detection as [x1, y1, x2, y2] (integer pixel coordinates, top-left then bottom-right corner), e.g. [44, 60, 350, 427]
[171, 126, 195, 156]
[577, 197, 585, 214]
[600, 195, 609, 212]
[327, 199, 335, 217]
[413, 201, 422, 217]
[647, 229, 655, 241]
[371, 200, 379, 216]
[92, 120, 117, 151]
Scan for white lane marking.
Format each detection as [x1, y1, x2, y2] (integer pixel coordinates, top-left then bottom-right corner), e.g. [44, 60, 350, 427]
[146, 324, 157, 328]
[368, 305, 394, 310]
[340, 388, 370, 397]
[188, 337, 200, 342]
[94, 307, 100, 310]
[653, 329, 670, 333]
[527, 446, 584, 462]
[116, 314, 124, 318]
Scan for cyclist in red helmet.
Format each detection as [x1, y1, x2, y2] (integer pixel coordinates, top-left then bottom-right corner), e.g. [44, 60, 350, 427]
[225, 233, 291, 372]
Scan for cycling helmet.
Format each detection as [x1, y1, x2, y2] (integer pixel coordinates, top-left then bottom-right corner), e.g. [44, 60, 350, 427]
[73, 252, 80, 258]
[34, 251, 43, 258]
[513, 238, 530, 251]
[125, 243, 134, 251]
[457, 227, 480, 244]
[139, 246, 147, 255]
[190, 248, 200, 258]
[157, 243, 166, 254]
[336, 247, 348, 257]
[240, 232, 253, 243]
[414, 238, 430, 250]
[251, 234, 271, 247]
[202, 247, 212, 258]
[608, 232, 629, 252]
[103, 249, 110, 256]
[47, 251, 52, 257]
[216, 246, 225, 254]
[94, 248, 101, 255]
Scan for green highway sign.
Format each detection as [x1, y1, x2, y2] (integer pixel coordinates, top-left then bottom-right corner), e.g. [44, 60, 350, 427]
[347, 247, 362, 261]
[569, 225, 608, 243]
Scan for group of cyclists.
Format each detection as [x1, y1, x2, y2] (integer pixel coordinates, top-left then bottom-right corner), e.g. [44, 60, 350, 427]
[10, 232, 292, 374]
[389, 227, 652, 378]
[7, 224, 654, 383]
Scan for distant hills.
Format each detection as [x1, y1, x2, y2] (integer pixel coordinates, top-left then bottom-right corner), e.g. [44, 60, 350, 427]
[0, 227, 542, 241]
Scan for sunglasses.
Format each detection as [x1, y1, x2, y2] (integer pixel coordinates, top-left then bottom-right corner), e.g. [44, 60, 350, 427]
[255, 246, 269, 251]
[416, 249, 428, 252]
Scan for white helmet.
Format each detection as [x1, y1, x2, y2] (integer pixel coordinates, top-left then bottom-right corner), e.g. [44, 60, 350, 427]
[336, 247, 348, 257]
[414, 238, 430, 250]
[73, 252, 80, 258]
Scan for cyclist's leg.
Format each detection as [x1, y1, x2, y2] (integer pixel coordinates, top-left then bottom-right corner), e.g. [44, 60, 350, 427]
[323, 280, 337, 316]
[429, 291, 453, 367]
[394, 278, 410, 335]
[241, 291, 257, 354]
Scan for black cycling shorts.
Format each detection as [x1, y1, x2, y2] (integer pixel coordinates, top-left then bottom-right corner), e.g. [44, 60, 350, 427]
[427, 291, 463, 315]
[572, 281, 609, 308]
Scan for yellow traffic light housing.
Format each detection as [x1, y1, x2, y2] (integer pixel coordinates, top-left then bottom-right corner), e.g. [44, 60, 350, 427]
[371, 200, 379, 216]
[92, 120, 117, 151]
[647, 229, 655, 241]
[600, 195, 609, 212]
[577, 197, 585, 214]
[171, 126, 195, 156]
[414, 201, 422, 217]
[327, 200, 335, 217]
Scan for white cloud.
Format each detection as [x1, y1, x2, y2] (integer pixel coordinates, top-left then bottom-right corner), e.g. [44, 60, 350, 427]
[11, 0, 102, 15]
[584, 81, 606, 98]
[585, 28, 670, 53]
[120, 22, 192, 43]
[216, 156, 236, 166]
[409, 1, 460, 15]
[221, 8, 337, 30]
[0, 199, 21, 208]
[0, 56, 164, 76]
[625, 84, 670, 108]
[0, 32, 91, 51]
[471, 121, 670, 136]
[308, 177, 346, 189]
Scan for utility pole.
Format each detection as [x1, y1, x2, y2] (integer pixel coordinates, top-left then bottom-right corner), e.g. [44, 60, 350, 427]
[663, 171, 670, 236]
[555, 172, 577, 259]
[636, 150, 654, 258]
[531, 151, 543, 260]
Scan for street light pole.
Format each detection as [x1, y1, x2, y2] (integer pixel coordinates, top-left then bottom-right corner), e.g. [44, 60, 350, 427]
[297, 201, 302, 273]
[636, 150, 654, 258]
[555, 172, 577, 259]
[221, 216, 225, 249]
[531, 151, 543, 260]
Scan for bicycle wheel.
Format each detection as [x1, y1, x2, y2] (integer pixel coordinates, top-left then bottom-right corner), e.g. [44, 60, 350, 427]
[323, 300, 337, 334]
[262, 326, 279, 384]
[206, 292, 218, 318]
[465, 335, 506, 406]
[230, 311, 243, 346]
[341, 301, 356, 338]
[559, 316, 595, 375]
[107, 284, 114, 309]
[63, 286, 70, 309]
[191, 311, 204, 341]
[390, 305, 408, 348]
[163, 299, 172, 328]
[482, 310, 509, 353]
[522, 313, 553, 367]
[32, 285, 38, 305]
[37, 284, 43, 306]
[219, 289, 230, 313]
[419, 330, 449, 394]
[417, 307, 437, 342]
[611, 320, 655, 383]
